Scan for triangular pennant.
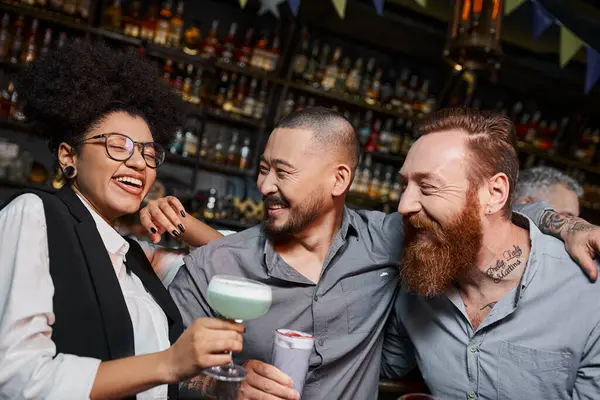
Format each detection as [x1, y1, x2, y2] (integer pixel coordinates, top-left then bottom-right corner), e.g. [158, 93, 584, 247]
[560, 26, 583, 67]
[532, 1, 554, 39]
[258, 0, 286, 17]
[414, 0, 427, 7]
[504, 0, 526, 15]
[239, 0, 248, 8]
[332, 0, 347, 18]
[288, 0, 300, 16]
[585, 47, 600, 94]
[373, 0, 384, 15]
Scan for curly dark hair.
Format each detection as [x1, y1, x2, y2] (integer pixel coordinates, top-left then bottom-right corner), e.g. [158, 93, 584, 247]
[15, 39, 186, 154]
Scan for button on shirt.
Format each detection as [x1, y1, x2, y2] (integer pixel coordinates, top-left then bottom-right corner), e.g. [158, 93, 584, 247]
[381, 214, 600, 400]
[0, 193, 175, 399]
[171, 207, 402, 400]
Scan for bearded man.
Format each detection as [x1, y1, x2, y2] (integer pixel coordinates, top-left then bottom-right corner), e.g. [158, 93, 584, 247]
[381, 107, 600, 399]
[167, 107, 600, 400]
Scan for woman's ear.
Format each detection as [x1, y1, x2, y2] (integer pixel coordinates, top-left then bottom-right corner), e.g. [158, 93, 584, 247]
[57, 142, 76, 170]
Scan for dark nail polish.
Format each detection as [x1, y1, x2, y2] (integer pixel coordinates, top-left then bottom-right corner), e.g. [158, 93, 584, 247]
[150, 227, 157, 234]
[178, 224, 185, 233]
[172, 230, 180, 237]
[180, 210, 186, 217]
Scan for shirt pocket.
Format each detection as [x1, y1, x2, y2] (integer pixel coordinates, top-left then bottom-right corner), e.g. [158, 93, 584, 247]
[497, 341, 572, 400]
[340, 267, 397, 334]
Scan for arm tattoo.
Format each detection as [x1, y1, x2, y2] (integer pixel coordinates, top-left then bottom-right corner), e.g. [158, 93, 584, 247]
[539, 211, 596, 241]
[180, 375, 215, 396]
[485, 245, 523, 283]
[480, 301, 497, 311]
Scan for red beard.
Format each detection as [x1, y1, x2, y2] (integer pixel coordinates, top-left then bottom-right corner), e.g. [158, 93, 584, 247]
[401, 188, 483, 297]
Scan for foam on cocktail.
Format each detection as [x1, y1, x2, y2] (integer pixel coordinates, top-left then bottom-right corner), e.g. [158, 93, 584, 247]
[208, 277, 272, 321]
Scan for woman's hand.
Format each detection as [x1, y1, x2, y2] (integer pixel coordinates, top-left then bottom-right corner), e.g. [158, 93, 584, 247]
[162, 318, 245, 383]
[140, 196, 187, 244]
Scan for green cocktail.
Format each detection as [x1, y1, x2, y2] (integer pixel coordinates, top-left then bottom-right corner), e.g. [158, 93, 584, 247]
[203, 275, 273, 384]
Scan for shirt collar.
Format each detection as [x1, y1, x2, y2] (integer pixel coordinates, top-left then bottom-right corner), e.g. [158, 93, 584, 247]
[262, 206, 359, 272]
[75, 193, 130, 278]
[512, 212, 542, 305]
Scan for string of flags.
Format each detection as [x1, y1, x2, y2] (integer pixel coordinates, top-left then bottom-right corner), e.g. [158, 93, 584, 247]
[243, 0, 599, 93]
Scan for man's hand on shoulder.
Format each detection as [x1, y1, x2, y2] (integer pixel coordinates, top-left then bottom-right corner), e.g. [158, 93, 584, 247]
[539, 210, 600, 281]
[239, 360, 299, 400]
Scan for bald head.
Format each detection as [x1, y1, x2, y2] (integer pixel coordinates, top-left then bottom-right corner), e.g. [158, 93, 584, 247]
[275, 107, 360, 172]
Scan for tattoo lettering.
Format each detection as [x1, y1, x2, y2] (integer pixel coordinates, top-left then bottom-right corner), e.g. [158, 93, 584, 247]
[540, 211, 596, 240]
[485, 245, 523, 283]
[181, 375, 216, 398]
[480, 301, 498, 311]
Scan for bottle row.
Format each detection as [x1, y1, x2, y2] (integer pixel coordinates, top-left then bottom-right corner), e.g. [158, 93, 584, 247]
[199, 188, 264, 226]
[289, 29, 436, 117]
[350, 154, 402, 203]
[0, 13, 69, 65]
[5, 0, 91, 19]
[104, 0, 281, 72]
[168, 126, 253, 171]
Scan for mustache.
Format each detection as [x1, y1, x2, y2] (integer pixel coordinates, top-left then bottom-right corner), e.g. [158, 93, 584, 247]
[263, 195, 290, 208]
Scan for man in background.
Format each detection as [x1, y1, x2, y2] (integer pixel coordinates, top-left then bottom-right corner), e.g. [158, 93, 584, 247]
[514, 166, 583, 217]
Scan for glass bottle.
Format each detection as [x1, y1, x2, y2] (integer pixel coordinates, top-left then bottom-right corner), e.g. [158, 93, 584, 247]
[153, 0, 172, 46]
[9, 16, 25, 65]
[200, 20, 219, 59]
[235, 28, 253, 68]
[123, 0, 142, 38]
[102, 0, 122, 31]
[220, 22, 237, 64]
[167, 1, 184, 47]
[183, 19, 202, 55]
[20, 18, 38, 64]
[0, 14, 11, 61]
[140, 2, 158, 42]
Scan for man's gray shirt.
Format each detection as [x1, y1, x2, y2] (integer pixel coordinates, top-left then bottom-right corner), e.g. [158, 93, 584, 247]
[381, 215, 600, 400]
[169, 203, 549, 400]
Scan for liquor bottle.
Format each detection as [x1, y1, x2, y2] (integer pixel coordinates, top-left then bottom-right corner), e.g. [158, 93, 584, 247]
[281, 92, 295, 117]
[249, 32, 268, 70]
[360, 58, 376, 98]
[188, 68, 204, 105]
[345, 58, 363, 97]
[253, 80, 268, 119]
[210, 132, 225, 165]
[390, 68, 410, 110]
[49, 0, 63, 12]
[198, 135, 210, 159]
[295, 95, 306, 112]
[364, 119, 381, 153]
[291, 28, 309, 81]
[123, 0, 142, 38]
[9, 16, 25, 65]
[365, 68, 383, 105]
[380, 70, 396, 105]
[214, 71, 229, 108]
[389, 118, 404, 155]
[0, 14, 11, 61]
[368, 164, 382, 199]
[379, 166, 394, 200]
[0, 81, 12, 118]
[57, 32, 67, 48]
[203, 189, 218, 219]
[312, 44, 330, 88]
[20, 18, 38, 64]
[233, 75, 247, 114]
[181, 64, 194, 102]
[242, 78, 257, 117]
[167, 1, 184, 47]
[161, 58, 174, 84]
[220, 23, 237, 64]
[10, 85, 24, 121]
[103, 0, 122, 31]
[169, 127, 184, 154]
[22, 0, 35, 6]
[235, 28, 253, 68]
[37, 0, 47, 7]
[154, 0, 172, 46]
[400, 120, 416, 154]
[525, 111, 541, 143]
[302, 41, 320, 84]
[183, 19, 202, 55]
[222, 73, 237, 112]
[63, 0, 77, 15]
[263, 34, 280, 72]
[200, 20, 219, 59]
[321, 47, 341, 91]
[140, 2, 158, 42]
[335, 57, 351, 93]
[182, 129, 198, 158]
[78, 0, 91, 20]
[378, 119, 393, 154]
[358, 111, 373, 147]
[227, 131, 241, 167]
[239, 136, 251, 169]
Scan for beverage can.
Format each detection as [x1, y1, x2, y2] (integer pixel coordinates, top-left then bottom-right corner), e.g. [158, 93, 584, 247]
[272, 329, 314, 397]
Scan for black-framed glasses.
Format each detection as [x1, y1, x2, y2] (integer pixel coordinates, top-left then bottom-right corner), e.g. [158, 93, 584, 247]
[75, 133, 166, 168]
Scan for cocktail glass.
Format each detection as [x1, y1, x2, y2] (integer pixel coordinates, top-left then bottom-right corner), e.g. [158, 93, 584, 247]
[202, 275, 272, 382]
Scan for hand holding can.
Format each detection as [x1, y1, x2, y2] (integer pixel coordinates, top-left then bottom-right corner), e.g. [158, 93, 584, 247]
[271, 329, 315, 397]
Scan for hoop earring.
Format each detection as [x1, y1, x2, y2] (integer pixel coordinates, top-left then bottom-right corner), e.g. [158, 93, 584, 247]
[63, 165, 77, 180]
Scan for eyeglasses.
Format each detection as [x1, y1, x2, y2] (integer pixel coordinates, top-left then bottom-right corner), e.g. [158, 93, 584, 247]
[74, 133, 166, 169]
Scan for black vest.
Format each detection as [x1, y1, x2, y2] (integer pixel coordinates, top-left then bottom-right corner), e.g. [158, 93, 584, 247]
[2, 186, 184, 399]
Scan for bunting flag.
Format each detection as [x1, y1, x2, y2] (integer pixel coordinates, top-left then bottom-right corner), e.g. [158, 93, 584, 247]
[332, 0, 347, 18]
[239, 0, 247, 8]
[258, 0, 286, 17]
[585, 47, 600, 93]
[532, 1, 553, 39]
[414, 0, 427, 7]
[372, 0, 384, 15]
[504, 0, 526, 15]
[288, 0, 300, 16]
[560, 25, 583, 67]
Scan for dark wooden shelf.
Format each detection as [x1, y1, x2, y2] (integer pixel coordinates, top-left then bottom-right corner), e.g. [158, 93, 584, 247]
[204, 218, 256, 231]
[0, 1, 89, 31]
[165, 153, 197, 167]
[206, 109, 262, 129]
[0, 118, 34, 133]
[214, 60, 281, 83]
[284, 80, 422, 121]
[0, 178, 51, 191]
[144, 43, 215, 71]
[368, 152, 406, 165]
[517, 141, 600, 175]
[197, 159, 255, 178]
[88, 27, 143, 46]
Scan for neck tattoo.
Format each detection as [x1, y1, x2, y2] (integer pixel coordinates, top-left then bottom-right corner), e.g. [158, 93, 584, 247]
[485, 245, 523, 283]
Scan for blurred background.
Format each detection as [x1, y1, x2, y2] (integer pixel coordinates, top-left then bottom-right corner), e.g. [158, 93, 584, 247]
[0, 0, 599, 248]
